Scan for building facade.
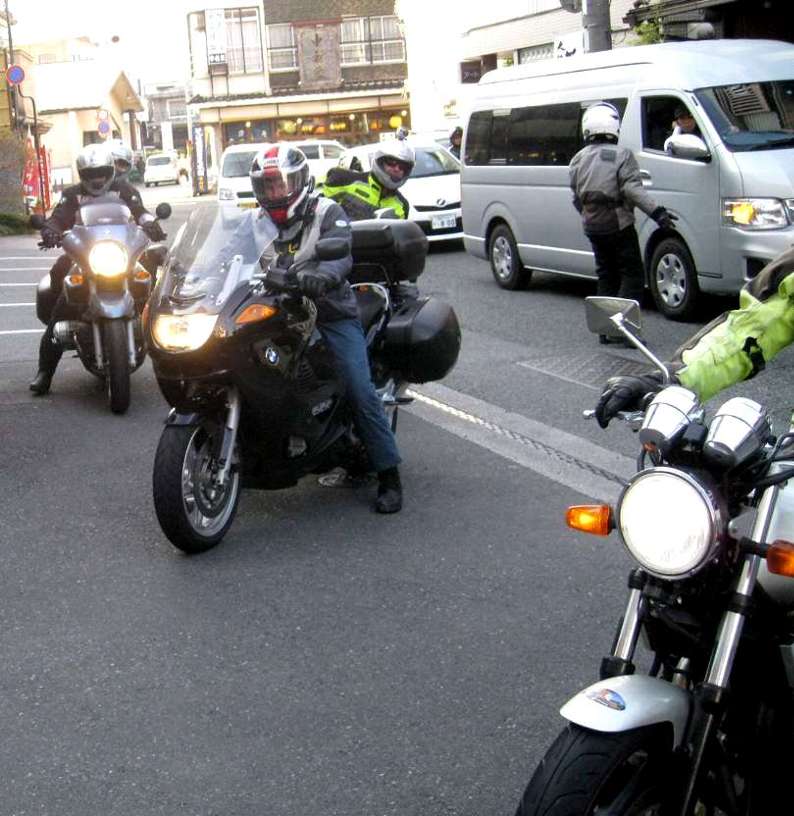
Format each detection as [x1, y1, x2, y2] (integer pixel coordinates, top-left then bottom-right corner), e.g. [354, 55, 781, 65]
[143, 81, 190, 154]
[186, 0, 409, 191]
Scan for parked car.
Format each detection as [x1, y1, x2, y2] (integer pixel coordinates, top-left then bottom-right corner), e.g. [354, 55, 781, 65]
[144, 152, 180, 187]
[461, 39, 794, 319]
[217, 139, 346, 207]
[336, 142, 463, 242]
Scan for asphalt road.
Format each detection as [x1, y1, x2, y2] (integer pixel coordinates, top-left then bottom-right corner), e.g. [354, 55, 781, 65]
[2, 192, 793, 815]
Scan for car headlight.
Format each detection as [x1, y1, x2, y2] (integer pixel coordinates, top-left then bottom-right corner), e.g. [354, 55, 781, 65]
[617, 468, 720, 578]
[152, 313, 218, 352]
[722, 198, 788, 230]
[89, 241, 129, 276]
[218, 188, 235, 201]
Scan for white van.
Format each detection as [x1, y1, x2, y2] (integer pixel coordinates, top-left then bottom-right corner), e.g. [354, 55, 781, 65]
[217, 140, 346, 207]
[461, 40, 794, 319]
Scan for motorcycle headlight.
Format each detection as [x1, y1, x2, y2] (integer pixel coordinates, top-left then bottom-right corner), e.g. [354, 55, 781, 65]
[722, 198, 788, 230]
[617, 468, 720, 578]
[89, 241, 129, 276]
[152, 313, 218, 352]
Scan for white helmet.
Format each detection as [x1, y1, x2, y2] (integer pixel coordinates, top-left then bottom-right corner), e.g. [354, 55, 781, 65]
[108, 140, 134, 182]
[581, 102, 621, 142]
[76, 144, 116, 196]
[371, 140, 415, 191]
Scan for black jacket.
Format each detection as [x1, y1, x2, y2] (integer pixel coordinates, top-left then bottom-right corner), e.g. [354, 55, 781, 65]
[45, 180, 149, 232]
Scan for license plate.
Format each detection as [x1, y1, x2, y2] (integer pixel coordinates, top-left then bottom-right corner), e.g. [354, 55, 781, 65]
[238, 201, 257, 209]
[431, 213, 457, 230]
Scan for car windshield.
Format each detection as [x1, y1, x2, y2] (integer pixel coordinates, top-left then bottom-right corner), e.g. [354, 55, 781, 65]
[695, 80, 794, 152]
[148, 156, 172, 166]
[222, 150, 258, 178]
[155, 204, 277, 316]
[411, 146, 460, 178]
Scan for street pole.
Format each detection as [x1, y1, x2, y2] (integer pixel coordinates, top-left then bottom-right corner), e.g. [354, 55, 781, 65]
[3, 0, 18, 131]
[582, 0, 612, 53]
[16, 84, 46, 211]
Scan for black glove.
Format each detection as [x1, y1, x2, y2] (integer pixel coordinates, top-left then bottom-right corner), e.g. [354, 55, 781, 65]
[143, 221, 166, 241]
[40, 227, 61, 248]
[651, 206, 678, 230]
[297, 270, 334, 299]
[594, 373, 665, 429]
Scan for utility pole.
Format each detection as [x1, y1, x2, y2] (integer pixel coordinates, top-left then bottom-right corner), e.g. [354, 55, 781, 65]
[3, 0, 18, 131]
[582, 0, 612, 53]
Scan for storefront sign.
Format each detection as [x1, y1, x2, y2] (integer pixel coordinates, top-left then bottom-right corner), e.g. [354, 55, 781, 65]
[205, 8, 227, 63]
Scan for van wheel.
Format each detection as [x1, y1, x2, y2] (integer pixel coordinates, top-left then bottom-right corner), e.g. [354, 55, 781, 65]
[649, 237, 699, 320]
[489, 225, 531, 290]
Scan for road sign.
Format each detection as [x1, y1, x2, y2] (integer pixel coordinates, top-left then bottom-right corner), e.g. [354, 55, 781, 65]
[98, 120, 111, 135]
[98, 109, 109, 121]
[5, 64, 25, 85]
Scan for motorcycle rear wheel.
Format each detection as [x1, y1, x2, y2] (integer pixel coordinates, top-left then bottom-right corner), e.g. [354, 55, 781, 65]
[514, 724, 671, 816]
[153, 424, 241, 554]
[104, 320, 131, 414]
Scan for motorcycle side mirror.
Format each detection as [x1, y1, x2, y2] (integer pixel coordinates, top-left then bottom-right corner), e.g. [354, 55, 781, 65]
[374, 207, 398, 220]
[666, 133, 711, 162]
[585, 296, 642, 339]
[315, 237, 349, 262]
[30, 214, 46, 229]
[155, 203, 172, 220]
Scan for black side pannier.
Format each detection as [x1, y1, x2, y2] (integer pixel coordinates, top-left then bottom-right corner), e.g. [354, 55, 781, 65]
[349, 219, 428, 285]
[380, 296, 461, 383]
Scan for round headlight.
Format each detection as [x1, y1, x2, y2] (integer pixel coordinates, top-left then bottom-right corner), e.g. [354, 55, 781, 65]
[617, 468, 719, 578]
[152, 313, 218, 352]
[89, 241, 129, 277]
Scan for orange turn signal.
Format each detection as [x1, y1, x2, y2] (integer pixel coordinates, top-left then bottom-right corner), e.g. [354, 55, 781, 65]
[566, 504, 613, 536]
[235, 304, 278, 325]
[134, 269, 151, 282]
[767, 539, 794, 577]
[67, 273, 84, 286]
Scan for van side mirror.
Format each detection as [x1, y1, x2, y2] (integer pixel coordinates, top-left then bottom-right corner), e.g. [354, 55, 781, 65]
[315, 237, 349, 261]
[155, 203, 172, 220]
[667, 133, 711, 162]
[585, 296, 642, 340]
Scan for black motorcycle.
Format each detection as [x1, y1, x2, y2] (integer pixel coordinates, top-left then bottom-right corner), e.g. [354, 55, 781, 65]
[31, 198, 171, 413]
[148, 203, 461, 553]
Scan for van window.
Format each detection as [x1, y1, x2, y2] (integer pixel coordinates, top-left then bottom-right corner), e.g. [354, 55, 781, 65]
[642, 96, 688, 152]
[465, 110, 493, 165]
[299, 144, 320, 159]
[147, 156, 172, 166]
[508, 102, 580, 166]
[222, 150, 258, 178]
[323, 144, 344, 159]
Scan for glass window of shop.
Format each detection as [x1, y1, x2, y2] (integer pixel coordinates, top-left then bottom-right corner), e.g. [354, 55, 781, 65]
[222, 119, 272, 145]
[340, 15, 405, 65]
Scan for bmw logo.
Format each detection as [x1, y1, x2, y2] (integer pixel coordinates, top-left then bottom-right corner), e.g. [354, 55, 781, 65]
[265, 346, 279, 365]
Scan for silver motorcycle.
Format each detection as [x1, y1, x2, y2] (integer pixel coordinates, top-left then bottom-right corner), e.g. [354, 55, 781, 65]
[515, 297, 794, 816]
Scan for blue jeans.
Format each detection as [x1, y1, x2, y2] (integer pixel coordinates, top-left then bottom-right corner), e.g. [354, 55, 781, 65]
[320, 318, 401, 473]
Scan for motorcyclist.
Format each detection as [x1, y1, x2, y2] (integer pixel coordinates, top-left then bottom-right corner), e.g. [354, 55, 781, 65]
[322, 138, 415, 222]
[107, 139, 134, 183]
[250, 143, 404, 513]
[448, 126, 462, 159]
[594, 246, 794, 427]
[30, 143, 166, 396]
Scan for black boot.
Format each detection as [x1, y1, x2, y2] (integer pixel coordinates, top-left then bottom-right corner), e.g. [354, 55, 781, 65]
[375, 466, 402, 514]
[29, 333, 62, 396]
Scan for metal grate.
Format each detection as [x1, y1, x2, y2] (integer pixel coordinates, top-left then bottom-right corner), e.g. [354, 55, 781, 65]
[517, 350, 651, 389]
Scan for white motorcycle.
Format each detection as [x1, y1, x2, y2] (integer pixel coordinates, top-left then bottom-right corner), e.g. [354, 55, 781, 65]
[515, 297, 794, 816]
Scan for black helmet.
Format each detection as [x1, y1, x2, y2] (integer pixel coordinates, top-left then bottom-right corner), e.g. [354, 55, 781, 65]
[249, 143, 312, 228]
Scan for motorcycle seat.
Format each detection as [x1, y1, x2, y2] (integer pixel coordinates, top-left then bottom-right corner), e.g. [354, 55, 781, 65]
[354, 285, 388, 335]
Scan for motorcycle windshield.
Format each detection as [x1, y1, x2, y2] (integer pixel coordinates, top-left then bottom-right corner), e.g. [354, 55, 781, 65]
[77, 198, 133, 226]
[156, 203, 276, 315]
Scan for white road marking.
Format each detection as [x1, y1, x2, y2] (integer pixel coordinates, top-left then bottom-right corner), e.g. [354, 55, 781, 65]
[0, 267, 50, 271]
[406, 381, 634, 503]
[0, 303, 34, 307]
[0, 329, 40, 335]
[0, 283, 37, 287]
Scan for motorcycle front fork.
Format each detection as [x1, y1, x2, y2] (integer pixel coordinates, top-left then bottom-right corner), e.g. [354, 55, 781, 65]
[603, 483, 780, 816]
[214, 387, 241, 488]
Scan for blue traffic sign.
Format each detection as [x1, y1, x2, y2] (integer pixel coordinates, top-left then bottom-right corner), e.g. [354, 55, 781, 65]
[6, 64, 25, 85]
[98, 120, 111, 134]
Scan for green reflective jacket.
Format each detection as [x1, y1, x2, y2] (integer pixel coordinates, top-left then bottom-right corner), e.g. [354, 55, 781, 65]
[322, 167, 409, 221]
[674, 247, 794, 402]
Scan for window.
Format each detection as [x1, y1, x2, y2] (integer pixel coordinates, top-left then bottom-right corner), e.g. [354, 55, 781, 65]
[298, 144, 320, 159]
[82, 131, 103, 147]
[222, 150, 259, 178]
[323, 144, 343, 159]
[465, 110, 494, 165]
[411, 147, 460, 178]
[267, 23, 297, 71]
[340, 15, 405, 65]
[37, 53, 57, 64]
[225, 8, 263, 74]
[167, 98, 187, 119]
[507, 103, 580, 165]
[642, 96, 690, 152]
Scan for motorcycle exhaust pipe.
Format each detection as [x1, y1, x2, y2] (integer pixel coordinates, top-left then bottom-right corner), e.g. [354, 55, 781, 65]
[52, 320, 85, 349]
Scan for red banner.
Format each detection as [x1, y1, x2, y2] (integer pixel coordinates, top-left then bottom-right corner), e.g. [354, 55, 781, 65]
[22, 137, 51, 212]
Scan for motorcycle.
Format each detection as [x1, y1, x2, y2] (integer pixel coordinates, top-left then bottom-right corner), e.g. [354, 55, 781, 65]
[147, 203, 461, 553]
[515, 296, 794, 816]
[31, 198, 171, 413]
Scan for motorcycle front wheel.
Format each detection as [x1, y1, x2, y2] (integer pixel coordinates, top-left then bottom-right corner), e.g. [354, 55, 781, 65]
[514, 724, 671, 816]
[152, 424, 241, 554]
[104, 320, 131, 414]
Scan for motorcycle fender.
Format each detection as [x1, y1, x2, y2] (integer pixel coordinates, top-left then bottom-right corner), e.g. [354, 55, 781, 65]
[165, 408, 201, 427]
[559, 675, 690, 748]
[88, 291, 136, 320]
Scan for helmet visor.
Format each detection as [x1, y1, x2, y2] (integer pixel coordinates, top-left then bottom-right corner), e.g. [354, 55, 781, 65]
[251, 166, 307, 208]
[378, 156, 412, 184]
[81, 165, 114, 193]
